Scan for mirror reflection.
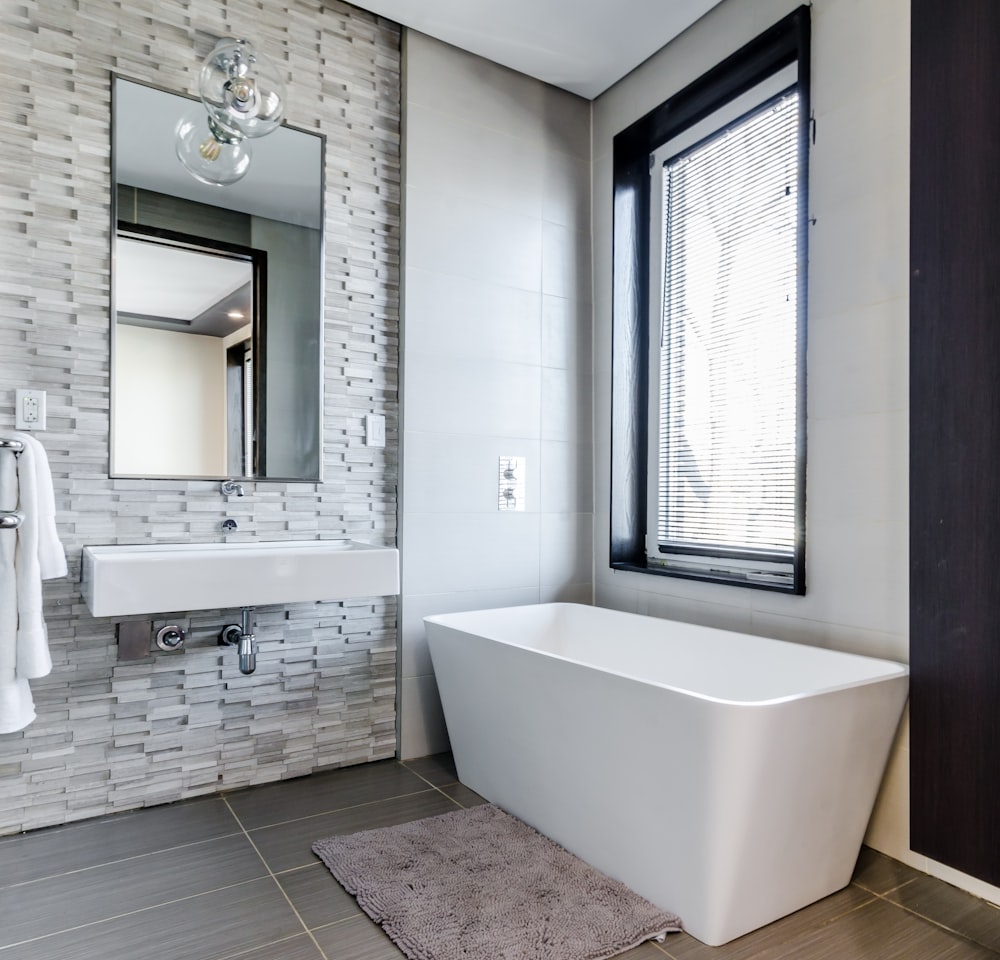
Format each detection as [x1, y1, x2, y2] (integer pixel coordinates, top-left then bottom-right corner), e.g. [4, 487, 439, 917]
[111, 76, 324, 481]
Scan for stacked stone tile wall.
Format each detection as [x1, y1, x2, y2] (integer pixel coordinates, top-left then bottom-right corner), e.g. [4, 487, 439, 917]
[0, 0, 401, 833]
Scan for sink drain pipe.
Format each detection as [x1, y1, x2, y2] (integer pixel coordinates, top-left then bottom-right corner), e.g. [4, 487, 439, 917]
[219, 606, 257, 675]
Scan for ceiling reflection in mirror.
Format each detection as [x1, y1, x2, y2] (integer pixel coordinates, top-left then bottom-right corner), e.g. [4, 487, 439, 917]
[111, 76, 324, 481]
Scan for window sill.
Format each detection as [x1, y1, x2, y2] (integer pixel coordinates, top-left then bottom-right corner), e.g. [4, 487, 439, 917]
[610, 559, 802, 595]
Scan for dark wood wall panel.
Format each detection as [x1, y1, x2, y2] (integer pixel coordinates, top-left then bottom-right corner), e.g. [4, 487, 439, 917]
[910, 0, 1000, 885]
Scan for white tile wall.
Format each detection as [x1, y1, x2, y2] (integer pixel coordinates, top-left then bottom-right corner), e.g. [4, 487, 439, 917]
[807, 412, 908, 525]
[539, 440, 593, 514]
[540, 513, 593, 589]
[405, 185, 544, 292]
[542, 222, 592, 300]
[807, 187, 910, 316]
[807, 300, 908, 420]
[542, 295, 592, 371]
[403, 512, 542, 597]
[399, 31, 593, 758]
[405, 354, 543, 439]
[543, 151, 592, 233]
[405, 268, 542, 366]
[405, 40, 550, 146]
[399, 674, 448, 759]
[539, 582, 593, 605]
[405, 103, 547, 219]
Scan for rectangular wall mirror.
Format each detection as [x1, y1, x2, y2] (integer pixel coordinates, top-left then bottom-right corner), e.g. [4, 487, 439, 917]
[111, 76, 325, 481]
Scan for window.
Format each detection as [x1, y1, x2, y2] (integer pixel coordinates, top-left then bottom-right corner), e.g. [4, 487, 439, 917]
[610, 7, 809, 593]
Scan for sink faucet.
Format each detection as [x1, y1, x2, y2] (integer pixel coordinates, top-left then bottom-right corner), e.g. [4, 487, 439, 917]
[221, 479, 244, 497]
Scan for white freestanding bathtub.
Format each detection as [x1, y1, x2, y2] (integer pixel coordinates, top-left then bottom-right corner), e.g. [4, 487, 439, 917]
[424, 603, 908, 946]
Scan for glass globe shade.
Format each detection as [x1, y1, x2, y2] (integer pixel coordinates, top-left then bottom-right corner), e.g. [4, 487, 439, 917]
[175, 113, 252, 186]
[198, 38, 286, 139]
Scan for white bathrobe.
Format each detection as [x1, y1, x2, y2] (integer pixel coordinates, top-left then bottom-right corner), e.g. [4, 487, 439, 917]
[0, 433, 66, 734]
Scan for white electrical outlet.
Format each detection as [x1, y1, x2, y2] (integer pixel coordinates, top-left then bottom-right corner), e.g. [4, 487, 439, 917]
[365, 413, 386, 447]
[15, 389, 46, 431]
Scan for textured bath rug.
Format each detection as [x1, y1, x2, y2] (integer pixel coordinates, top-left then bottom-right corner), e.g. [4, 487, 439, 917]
[311, 803, 681, 960]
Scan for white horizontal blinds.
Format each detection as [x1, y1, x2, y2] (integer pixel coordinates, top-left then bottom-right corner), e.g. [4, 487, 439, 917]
[655, 91, 800, 578]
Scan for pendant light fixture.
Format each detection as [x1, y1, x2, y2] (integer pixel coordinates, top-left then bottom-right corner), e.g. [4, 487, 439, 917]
[175, 38, 286, 187]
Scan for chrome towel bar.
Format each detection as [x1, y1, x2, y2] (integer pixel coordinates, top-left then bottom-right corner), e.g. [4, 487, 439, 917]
[1, 437, 24, 530]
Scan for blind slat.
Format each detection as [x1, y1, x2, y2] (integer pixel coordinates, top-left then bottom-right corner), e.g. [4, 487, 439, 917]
[653, 90, 801, 561]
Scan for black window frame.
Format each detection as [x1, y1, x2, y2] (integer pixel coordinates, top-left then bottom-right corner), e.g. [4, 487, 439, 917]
[609, 5, 811, 595]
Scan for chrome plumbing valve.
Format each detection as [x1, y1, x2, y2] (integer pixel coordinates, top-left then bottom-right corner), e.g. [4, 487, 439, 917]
[219, 606, 257, 674]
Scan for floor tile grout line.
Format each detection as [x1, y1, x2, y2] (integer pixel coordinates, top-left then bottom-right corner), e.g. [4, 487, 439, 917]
[815, 889, 882, 928]
[852, 875, 919, 898]
[649, 934, 680, 957]
[398, 758, 457, 785]
[657, 888, 1000, 960]
[868, 887, 1000, 955]
[0, 876, 271, 953]
[0, 828, 248, 892]
[0, 796, 226, 848]
[651, 891, 884, 960]
[429, 782, 467, 808]
[208, 932, 323, 960]
[218, 761, 426, 807]
[400, 763, 468, 807]
[309, 913, 377, 935]
[234, 785, 441, 834]
[222, 793, 334, 960]
[274, 860, 327, 878]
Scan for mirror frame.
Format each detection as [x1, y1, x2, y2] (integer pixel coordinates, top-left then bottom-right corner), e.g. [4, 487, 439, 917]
[109, 73, 326, 483]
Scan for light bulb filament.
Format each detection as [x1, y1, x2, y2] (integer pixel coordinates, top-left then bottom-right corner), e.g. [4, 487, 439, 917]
[199, 137, 222, 161]
[224, 76, 260, 118]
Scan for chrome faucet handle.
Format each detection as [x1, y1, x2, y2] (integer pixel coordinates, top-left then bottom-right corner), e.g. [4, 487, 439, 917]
[221, 479, 245, 497]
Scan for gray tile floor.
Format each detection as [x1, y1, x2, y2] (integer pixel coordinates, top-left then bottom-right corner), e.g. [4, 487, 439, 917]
[1, 754, 998, 959]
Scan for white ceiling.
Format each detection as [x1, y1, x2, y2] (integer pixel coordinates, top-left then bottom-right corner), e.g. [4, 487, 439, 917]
[354, 0, 723, 99]
[116, 237, 251, 325]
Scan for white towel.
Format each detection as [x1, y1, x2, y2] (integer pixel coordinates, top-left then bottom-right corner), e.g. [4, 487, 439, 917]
[0, 448, 18, 651]
[0, 447, 34, 734]
[0, 433, 66, 734]
[11, 435, 53, 679]
[0, 677, 36, 735]
[13, 433, 66, 580]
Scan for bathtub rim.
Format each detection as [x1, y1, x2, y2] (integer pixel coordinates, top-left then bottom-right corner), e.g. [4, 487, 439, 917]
[424, 602, 908, 708]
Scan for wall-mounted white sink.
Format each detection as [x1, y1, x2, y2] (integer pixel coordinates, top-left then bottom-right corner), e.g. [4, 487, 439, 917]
[81, 540, 400, 617]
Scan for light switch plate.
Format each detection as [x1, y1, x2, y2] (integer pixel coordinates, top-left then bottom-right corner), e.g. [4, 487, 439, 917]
[365, 413, 386, 447]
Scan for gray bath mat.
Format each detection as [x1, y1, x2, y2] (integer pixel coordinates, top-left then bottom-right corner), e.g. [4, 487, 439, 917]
[311, 803, 681, 960]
